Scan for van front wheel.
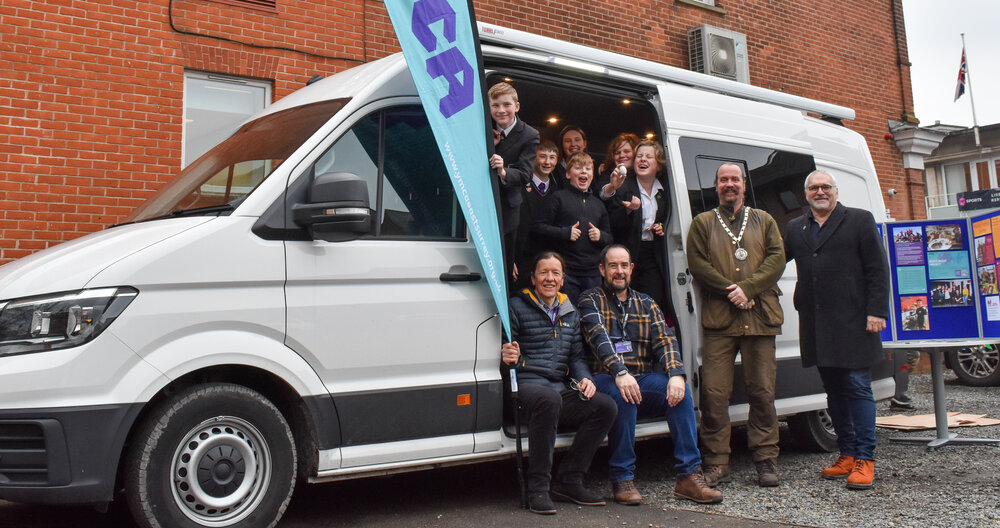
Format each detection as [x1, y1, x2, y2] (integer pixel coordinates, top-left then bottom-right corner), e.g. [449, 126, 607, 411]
[124, 383, 296, 528]
[787, 409, 838, 452]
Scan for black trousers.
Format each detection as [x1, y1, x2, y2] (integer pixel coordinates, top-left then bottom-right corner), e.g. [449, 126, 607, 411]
[516, 382, 617, 492]
[633, 241, 668, 314]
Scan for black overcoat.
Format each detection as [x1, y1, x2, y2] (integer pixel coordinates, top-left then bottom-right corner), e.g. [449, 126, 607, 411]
[784, 204, 889, 368]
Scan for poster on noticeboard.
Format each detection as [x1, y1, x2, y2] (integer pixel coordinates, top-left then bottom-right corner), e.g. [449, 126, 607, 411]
[971, 210, 1000, 338]
[886, 219, 980, 342]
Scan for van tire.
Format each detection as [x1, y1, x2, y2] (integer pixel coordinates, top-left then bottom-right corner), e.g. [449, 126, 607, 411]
[124, 383, 296, 528]
[946, 345, 1000, 386]
[787, 410, 838, 453]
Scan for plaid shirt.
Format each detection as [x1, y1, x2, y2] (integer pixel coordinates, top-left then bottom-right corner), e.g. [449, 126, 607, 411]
[578, 286, 684, 379]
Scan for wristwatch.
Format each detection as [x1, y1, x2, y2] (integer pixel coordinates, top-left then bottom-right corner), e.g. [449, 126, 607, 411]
[616, 369, 629, 377]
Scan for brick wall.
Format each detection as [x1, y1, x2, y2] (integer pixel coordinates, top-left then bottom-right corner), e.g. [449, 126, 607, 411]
[0, 0, 915, 264]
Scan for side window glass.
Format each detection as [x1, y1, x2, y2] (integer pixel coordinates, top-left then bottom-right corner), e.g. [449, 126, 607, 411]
[679, 138, 815, 231]
[313, 113, 380, 210]
[381, 107, 464, 238]
[307, 106, 464, 240]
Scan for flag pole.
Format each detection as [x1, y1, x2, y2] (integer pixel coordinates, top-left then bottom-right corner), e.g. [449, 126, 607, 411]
[961, 33, 981, 147]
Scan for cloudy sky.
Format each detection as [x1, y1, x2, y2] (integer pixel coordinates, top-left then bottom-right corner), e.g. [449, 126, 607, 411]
[903, 0, 999, 128]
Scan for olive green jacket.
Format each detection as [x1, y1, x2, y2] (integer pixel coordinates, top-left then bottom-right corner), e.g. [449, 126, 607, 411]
[686, 205, 785, 336]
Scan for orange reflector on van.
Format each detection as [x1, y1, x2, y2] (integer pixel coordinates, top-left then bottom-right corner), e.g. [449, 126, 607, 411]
[457, 394, 471, 406]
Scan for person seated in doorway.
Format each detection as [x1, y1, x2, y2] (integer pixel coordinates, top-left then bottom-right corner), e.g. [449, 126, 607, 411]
[502, 251, 617, 515]
[579, 244, 723, 506]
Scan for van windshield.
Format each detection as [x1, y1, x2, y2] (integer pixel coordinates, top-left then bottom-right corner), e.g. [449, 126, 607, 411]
[124, 98, 349, 223]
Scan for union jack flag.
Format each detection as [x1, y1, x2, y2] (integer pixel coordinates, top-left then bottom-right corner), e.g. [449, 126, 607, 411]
[954, 46, 967, 102]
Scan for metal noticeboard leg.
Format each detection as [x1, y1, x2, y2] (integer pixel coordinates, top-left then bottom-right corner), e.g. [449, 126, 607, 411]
[890, 349, 1000, 451]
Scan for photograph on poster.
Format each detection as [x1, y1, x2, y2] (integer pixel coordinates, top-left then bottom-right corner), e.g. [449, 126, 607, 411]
[927, 251, 971, 280]
[896, 266, 928, 294]
[926, 224, 964, 251]
[987, 296, 1000, 322]
[901, 296, 930, 331]
[980, 266, 998, 295]
[975, 235, 995, 266]
[893, 226, 925, 265]
[930, 279, 973, 307]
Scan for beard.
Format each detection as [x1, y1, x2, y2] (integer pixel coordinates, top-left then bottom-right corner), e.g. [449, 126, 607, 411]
[603, 275, 629, 295]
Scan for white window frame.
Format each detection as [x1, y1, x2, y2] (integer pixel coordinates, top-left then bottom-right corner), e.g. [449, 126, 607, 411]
[182, 71, 271, 167]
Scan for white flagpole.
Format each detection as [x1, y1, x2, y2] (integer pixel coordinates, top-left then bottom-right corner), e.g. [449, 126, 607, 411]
[961, 33, 981, 147]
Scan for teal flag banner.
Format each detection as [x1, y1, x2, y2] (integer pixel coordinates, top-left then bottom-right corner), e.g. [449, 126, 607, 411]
[384, 0, 510, 338]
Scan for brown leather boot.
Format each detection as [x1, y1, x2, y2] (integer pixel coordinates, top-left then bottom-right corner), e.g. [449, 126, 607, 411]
[674, 467, 723, 504]
[755, 459, 779, 487]
[846, 459, 875, 490]
[611, 480, 642, 505]
[821, 455, 855, 480]
[702, 464, 731, 487]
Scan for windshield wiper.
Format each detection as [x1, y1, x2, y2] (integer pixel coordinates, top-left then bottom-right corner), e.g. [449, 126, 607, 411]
[110, 203, 236, 228]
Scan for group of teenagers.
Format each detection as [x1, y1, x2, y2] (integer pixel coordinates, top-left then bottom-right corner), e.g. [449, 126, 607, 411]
[486, 82, 891, 515]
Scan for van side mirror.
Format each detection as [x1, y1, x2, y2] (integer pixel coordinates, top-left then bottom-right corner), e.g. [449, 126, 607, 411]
[292, 172, 372, 242]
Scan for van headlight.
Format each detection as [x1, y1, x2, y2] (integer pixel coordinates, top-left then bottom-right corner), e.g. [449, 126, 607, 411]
[0, 287, 138, 357]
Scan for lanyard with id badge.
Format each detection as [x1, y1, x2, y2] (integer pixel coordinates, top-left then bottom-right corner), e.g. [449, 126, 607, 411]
[613, 296, 633, 363]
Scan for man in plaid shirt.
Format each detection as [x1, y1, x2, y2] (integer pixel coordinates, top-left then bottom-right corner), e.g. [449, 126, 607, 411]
[579, 244, 721, 506]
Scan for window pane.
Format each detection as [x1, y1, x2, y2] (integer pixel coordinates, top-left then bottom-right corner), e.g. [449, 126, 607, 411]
[944, 163, 967, 205]
[312, 113, 380, 210]
[680, 137, 815, 231]
[380, 107, 464, 238]
[184, 73, 270, 167]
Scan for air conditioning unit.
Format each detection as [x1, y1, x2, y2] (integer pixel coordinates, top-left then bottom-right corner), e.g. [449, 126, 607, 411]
[688, 25, 750, 84]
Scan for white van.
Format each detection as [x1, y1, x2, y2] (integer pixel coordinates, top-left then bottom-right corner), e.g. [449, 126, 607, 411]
[0, 23, 896, 528]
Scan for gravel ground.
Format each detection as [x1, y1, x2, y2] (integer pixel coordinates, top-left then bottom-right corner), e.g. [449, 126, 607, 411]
[619, 372, 1000, 528]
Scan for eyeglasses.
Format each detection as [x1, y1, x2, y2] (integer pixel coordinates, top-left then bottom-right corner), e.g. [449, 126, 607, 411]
[569, 378, 591, 401]
[806, 184, 835, 193]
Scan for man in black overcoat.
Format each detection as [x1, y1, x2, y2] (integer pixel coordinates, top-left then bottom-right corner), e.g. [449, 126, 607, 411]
[783, 170, 889, 491]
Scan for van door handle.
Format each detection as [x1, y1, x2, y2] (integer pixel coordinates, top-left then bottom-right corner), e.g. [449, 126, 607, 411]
[440, 272, 482, 282]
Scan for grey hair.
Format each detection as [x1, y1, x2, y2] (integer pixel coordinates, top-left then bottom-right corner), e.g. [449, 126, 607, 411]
[804, 170, 838, 189]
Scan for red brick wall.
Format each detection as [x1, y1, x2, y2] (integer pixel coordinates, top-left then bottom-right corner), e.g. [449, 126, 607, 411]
[0, 0, 915, 264]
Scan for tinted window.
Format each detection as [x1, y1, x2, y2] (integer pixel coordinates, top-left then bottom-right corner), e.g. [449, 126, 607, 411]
[311, 106, 465, 239]
[679, 137, 816, 231]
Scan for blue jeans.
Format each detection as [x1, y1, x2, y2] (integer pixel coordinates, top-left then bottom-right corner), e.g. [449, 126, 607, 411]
[818, 367, 876, 460]
[594, 373, 702, 482]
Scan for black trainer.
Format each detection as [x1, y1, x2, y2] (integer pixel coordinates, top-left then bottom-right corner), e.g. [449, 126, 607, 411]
[550, 481, 606, 506]
[527, 492, 557, 515]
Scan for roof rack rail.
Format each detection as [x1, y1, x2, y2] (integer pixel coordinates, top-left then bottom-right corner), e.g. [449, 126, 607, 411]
[477, 22, 855, 121]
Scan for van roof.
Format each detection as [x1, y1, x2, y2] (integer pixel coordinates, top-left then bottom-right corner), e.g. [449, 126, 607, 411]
[477, 23, 855, 122]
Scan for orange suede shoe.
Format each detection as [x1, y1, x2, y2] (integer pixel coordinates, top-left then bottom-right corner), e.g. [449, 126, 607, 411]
[821, 455, 855, 480]
[846, 459, 874, 489]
